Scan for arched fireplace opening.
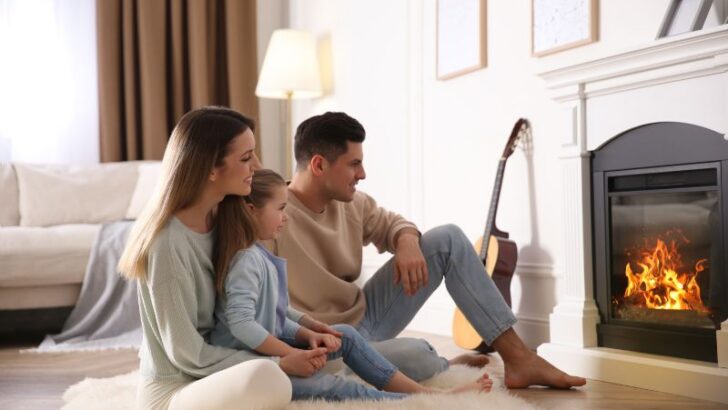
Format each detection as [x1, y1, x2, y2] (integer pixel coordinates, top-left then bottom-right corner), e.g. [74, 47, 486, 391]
[592, 122, 728, 362]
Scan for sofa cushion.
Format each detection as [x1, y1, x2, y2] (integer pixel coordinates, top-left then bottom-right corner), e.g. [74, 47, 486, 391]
[0, 163, 19, 226]
[0, 224, 101, 287]
[125, 162, 163, 220]
[15, 162, 138, 227]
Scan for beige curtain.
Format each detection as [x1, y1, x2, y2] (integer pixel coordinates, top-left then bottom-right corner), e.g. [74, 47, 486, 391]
[97, 0, 259, 162]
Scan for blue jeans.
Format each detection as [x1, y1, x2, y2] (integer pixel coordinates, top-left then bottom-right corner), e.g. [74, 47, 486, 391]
[356, 224, 518, 381]
[288, 324, 406, 401]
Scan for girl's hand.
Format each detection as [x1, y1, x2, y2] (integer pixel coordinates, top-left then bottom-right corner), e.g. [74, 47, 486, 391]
[308, 332, 341, 353]
[279, 348, 328, 377]
[300, 316, 344, 338]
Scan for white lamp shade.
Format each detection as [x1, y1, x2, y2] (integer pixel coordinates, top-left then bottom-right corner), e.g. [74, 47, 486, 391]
[256, 29, 323, 99]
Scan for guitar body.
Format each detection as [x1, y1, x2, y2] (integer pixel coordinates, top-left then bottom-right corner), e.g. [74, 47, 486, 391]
[451, 118, 529, 353]
[452, 232, 518, 353]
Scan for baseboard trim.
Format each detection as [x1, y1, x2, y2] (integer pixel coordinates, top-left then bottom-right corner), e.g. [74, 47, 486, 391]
[538, 343, 728, 404]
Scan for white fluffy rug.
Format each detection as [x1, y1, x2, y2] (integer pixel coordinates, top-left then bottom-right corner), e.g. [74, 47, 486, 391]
[62, 365, 541, 410]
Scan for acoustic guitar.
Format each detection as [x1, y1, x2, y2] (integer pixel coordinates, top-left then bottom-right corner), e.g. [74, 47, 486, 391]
[452, 118, 530, 353]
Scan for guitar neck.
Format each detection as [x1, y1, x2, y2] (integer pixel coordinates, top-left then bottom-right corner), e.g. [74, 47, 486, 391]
[479, 158, 507, 261]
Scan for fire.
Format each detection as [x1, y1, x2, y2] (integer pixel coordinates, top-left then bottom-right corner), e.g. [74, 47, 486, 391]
[624, 238, 708, 312]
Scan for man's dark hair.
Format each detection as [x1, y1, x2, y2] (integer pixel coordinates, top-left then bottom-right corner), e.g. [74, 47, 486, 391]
[294, 112, 366, 169]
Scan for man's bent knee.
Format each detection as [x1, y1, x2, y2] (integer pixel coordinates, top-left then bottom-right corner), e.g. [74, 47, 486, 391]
[421, 224, 469, 256]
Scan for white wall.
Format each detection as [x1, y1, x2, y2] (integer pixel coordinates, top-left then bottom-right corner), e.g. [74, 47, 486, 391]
[280, 0, 676, 347]
[288, 0, 412, 219]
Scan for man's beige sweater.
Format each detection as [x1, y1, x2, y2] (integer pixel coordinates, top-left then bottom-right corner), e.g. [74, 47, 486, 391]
[272, 189, 417, 325]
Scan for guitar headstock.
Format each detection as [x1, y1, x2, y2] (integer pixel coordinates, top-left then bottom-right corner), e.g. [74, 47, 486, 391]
[501, 118, 530, 159]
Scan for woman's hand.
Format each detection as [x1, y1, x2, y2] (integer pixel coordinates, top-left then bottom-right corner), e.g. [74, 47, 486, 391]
[307, 332, 341, 353]
[299, 315, 344, 338]
[278, 347, 328, 377]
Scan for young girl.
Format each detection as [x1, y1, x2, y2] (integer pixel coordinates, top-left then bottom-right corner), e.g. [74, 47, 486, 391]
[211, 169, 493, 401]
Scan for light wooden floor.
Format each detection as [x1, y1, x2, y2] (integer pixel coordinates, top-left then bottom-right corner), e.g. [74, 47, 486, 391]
[1, 331, 727, 410]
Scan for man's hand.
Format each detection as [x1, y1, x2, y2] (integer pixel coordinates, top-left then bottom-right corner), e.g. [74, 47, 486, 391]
[394, 230, 428, 296]
[279, 348, 328, 377]
[307, 332, 341, 353]
[299, 315, 344, 338]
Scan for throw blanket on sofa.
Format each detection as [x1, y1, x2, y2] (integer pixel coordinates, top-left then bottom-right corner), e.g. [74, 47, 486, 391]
[31, 220, 141, 352]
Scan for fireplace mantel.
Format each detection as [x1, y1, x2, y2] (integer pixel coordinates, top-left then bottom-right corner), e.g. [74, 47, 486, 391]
[539, 24, 728, 102]
[535, 24, 728, 404]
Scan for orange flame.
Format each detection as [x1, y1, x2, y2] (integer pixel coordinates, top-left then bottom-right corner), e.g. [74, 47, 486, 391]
[624, 238, 708, 312]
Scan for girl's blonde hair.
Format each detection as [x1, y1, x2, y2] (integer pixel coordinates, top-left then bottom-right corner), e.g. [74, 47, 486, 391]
[118, 106, 257, 283]
[214, 169, 287, 294]
[243, 169, 286, 208]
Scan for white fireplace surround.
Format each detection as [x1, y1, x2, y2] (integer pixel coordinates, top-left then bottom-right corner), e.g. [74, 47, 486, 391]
[535, 25, 728, 404]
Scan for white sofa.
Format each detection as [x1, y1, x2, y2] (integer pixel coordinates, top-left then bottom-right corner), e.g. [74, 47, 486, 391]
[0, 161, 160, 336]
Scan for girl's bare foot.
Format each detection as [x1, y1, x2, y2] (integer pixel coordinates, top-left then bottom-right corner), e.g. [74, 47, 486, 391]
[504, 351, 586, 389]
[447, 373, 493, 393]
[448, 352, 490, 368]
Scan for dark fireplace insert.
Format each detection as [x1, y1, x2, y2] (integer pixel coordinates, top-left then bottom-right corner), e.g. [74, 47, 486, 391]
[592, 122, 728, 362]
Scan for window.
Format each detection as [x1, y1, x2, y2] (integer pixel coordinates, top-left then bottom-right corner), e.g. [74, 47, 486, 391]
[0, 0, 98, 164]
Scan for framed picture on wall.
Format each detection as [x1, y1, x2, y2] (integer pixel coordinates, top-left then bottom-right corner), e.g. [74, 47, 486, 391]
[531, 0, 599, 57]
[657, 0, 714, 38]
[436, 0, 486, 80]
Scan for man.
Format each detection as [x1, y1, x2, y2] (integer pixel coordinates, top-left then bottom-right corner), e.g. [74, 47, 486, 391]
[274, 111, 586, 388]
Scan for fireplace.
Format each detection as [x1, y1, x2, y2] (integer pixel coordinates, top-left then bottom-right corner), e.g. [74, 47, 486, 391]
[534, 25, 728, 404]
[592, 122, 728, 362]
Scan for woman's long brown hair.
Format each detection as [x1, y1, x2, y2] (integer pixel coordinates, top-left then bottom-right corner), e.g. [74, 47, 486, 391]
[118, 107, 256, 285]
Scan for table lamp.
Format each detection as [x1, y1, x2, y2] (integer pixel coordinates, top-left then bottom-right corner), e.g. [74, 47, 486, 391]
[256, 29, 323, 179]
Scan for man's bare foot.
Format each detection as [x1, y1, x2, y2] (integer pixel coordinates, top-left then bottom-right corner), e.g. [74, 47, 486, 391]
[447, 373, 493, 393]
[504, 351, 586, 389]
[448, 352, 490, 368]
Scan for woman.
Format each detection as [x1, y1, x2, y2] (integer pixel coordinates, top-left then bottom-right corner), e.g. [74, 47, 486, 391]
[119, 107, 311, 409]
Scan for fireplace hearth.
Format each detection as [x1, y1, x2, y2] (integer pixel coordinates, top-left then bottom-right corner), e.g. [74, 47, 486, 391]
[592, 122, 728, 362]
